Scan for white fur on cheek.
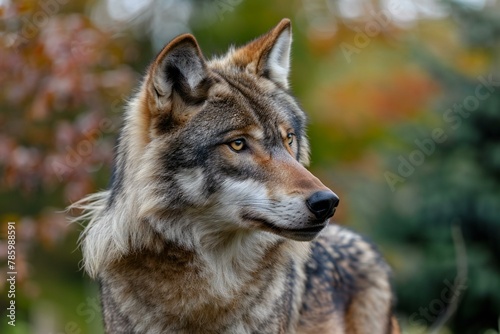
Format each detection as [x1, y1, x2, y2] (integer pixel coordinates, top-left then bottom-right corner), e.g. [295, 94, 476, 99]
[175, 168, 206, 204]
[214, 178, 311, 231]
[215, 179, 269, 224]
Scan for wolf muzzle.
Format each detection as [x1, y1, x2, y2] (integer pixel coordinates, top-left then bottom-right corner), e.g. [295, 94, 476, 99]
[279, 190, 339, 241]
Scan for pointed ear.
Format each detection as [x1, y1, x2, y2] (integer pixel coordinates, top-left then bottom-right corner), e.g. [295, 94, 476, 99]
[232, 19, 292, 89]
[147, 34, 211, 112]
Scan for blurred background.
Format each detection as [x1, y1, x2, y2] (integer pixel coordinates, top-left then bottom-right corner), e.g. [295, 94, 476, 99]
[1, 0, 499, 333]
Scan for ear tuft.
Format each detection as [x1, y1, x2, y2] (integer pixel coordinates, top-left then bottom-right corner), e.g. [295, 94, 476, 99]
[149, 34, 210, 109]
[261, 20, 292, 89]
[231, 19, 293, 89]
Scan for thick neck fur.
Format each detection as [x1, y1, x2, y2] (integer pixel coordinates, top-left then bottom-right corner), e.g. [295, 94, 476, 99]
[76, 147, 311, 332]
[100, 225, 309, 333]
[71, 19, 400, 333]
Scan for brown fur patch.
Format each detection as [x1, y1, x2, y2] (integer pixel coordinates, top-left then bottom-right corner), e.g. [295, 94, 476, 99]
[73, 18, 400, 334]
[232, 19, 291, 78]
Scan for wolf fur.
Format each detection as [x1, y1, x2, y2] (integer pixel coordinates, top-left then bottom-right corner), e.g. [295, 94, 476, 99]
[71, 19, 400, 334]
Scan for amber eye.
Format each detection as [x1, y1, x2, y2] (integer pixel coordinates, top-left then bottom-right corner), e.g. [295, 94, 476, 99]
[229, 139, 246, 152]
[287, 133, 295, 146]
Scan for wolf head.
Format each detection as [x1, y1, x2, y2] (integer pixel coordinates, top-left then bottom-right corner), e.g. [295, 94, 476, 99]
[75, 19, 339, 278]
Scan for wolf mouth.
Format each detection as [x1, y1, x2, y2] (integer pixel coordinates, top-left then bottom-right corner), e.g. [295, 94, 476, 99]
[240, 213, 327, 238]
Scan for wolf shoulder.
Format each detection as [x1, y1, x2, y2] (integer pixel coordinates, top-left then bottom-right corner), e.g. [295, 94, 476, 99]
[297, 225, 396, 333]
[303, 224, 393, 302]
[307, 224, 393, 289]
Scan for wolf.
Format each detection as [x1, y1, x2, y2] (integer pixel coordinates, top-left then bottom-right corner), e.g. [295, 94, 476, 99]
[71, 19, 400, 334]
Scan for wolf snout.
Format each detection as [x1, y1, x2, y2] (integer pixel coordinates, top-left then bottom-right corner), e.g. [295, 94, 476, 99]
[306, 191, 339, 221]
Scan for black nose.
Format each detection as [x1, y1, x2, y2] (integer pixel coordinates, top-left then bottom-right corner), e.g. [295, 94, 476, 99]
[306, 191, 339, 220]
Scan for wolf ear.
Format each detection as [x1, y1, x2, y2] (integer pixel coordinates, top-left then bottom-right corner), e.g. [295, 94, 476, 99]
[148, 34, 211, 112]
[232, 19, 292, 89]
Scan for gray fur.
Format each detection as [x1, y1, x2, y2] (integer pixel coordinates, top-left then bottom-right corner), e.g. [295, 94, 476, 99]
[70, 19, 399, 334]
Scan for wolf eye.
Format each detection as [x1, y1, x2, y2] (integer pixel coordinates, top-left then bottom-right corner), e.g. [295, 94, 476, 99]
[287, 133, 295, 146]
[229, 139, 246, 152]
